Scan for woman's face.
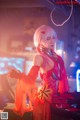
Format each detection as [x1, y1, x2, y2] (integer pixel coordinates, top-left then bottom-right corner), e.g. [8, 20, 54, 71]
[34, 25, 57, 50]
[40, 31, 57, 50]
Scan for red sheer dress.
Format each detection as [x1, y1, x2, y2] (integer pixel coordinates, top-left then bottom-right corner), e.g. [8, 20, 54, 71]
[33, 52, 69, 120]
[13, 52, 69, 118]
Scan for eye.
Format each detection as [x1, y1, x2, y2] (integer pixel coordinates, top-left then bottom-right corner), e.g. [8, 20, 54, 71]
[52, 36, 56, 39]
[46, 36, 51, 40]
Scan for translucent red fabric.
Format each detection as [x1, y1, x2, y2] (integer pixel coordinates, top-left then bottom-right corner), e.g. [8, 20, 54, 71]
[56, 55, 69, 93]
[33, 53, 69, 120]
[13, 66, 39, 116]
[13, 53, 69, 119]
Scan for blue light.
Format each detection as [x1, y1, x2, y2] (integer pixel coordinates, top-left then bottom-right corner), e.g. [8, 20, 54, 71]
[0, 57, 25, 74]
[76, 69, 80, 92]
[0, 63, 5, 67]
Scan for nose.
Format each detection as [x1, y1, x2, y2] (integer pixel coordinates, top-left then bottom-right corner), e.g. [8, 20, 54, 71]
[50, 38, 54, 43]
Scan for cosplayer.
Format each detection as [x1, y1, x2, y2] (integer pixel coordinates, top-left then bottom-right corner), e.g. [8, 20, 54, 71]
[9, 25, 69, 119]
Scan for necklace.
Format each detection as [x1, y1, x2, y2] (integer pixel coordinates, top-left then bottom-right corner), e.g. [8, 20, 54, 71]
[39, 46, 54, 57]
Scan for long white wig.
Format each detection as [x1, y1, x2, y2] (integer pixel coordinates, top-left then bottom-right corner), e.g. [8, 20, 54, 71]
[34, 25, 58, 48]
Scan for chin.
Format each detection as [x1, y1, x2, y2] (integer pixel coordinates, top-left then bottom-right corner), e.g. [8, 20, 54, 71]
[50, 47, 54, 50]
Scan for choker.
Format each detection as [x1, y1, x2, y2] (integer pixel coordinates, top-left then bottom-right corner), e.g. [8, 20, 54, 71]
[38, 46, 57, 60]
[39, 47, 54, 57]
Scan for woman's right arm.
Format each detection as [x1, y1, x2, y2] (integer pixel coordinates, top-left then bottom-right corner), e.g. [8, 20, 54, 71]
[8, 54, 43, 84]
[33, 54, 43, 67]
[26, 54, 43, 84]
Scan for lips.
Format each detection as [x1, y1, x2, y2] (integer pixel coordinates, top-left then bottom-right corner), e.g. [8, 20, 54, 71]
[50, 45, 54, 47]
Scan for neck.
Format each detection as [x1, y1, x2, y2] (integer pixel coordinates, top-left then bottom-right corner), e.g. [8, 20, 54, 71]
[38, 46, 55, 57]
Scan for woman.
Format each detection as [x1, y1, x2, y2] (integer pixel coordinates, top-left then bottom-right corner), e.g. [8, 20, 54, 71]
[32, 25, 69, 120]
[9, 25, 69, 119]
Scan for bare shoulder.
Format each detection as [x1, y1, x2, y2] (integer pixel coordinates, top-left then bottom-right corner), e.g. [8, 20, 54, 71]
[33, 54, 43, 66]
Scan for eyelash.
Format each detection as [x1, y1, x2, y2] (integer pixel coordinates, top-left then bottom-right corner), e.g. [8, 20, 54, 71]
[46, 38, 50, 40]
[46, 37, 55, 40]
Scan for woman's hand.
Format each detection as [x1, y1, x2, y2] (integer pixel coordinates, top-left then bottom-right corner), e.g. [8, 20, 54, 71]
[8, 69, 21, 79]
